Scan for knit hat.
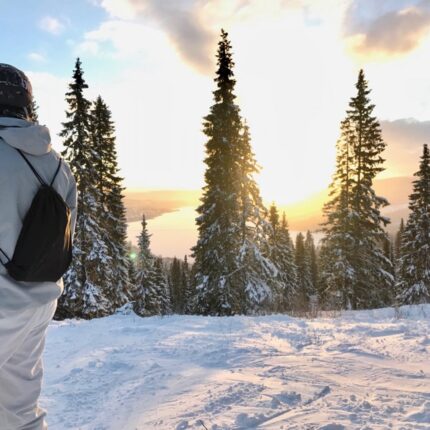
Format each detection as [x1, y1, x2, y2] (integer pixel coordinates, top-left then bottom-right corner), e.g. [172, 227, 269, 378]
[0, 64, 33, 120]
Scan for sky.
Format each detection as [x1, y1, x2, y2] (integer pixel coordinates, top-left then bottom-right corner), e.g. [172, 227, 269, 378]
[2, 0, 430, 205]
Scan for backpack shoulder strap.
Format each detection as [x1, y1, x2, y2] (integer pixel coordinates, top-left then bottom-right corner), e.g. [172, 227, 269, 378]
[16, 149, 46, 186]
[50, 158, 62, 187]
[0, 247, 10, 266]
[16, 149, 63, 188]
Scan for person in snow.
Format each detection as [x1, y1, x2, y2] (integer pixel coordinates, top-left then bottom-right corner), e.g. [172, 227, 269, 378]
[0, 64, 77, 429]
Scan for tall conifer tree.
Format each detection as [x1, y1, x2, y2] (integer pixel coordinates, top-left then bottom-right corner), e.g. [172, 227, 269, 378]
[237, 123, 279, 313]
[320, 70, 393, 309]
[57, 58, 111, 319]
[397, 144, 430, 304]
[192, 30, 277, 315]
[90, 96, 130, 309]
[319, 116, 356, 309]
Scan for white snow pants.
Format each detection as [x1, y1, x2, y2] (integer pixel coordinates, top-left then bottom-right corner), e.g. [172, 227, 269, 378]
[0, 300, 56, 430]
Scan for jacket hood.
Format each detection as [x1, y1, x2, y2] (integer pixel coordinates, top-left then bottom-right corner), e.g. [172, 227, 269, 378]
[0, 117, 52, 156]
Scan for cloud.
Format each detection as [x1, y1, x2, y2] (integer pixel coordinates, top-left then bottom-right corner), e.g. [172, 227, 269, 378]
[91, 0, 350, 75]
[39, 16, 66, 35]
[93, 0, 217, 74]
[142, 1, 216, 74]
[346, 1, 430, 56]
[381, 118, 430, 176]
[75, 20, 174, 64]
[28, 52, 46, 62]
[95, 0, 140, 19]
[76, 40, 100, 56]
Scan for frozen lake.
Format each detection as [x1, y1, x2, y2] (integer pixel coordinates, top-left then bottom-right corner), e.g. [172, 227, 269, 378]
[127, 206, 198, 258]
[127, 206, 324, 259]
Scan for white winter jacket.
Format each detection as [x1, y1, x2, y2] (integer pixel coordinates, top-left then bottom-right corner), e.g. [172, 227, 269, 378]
[0, 117, 77, 315]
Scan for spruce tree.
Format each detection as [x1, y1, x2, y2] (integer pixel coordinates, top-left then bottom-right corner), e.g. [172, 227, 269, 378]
[56, 58, 111, 319]
[348, 70, 393, 307]
[192, 29, 277, 315]
[319, 70, 393, 310]
[397, 144, 430, 304]
[295, 232, 313, 309]
[134, 215, 171, 316]
[304, 231, 318, 294]
[268, 205, 298, 311]
[182, 256, 194, 314]
[169, 257, 183, 313]
[29, 98, 39, 123]
[153, 257, 172, 315]
[382, 236, 394, 264]
[134, 214, 154, 315]
[90, 96, 130, 309]
[280, 213, 298, 309]
[393, 219, 405, 292]
[394, 219, 405, 261]
[319, 118, 356, 309]
[126, 242, 139, 300]
[192, 29, 243, 315]
[136, 215, 152, 271]
[237, 122, 279, 313]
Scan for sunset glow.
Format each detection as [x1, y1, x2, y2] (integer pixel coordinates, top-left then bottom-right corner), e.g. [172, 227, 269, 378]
[3, 0, 427, 207]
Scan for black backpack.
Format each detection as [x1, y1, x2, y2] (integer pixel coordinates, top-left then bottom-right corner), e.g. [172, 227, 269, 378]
[0, 149, 73, 282]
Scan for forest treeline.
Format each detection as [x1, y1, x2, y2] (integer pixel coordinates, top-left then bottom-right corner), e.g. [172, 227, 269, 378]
[54, 30, 429, 319]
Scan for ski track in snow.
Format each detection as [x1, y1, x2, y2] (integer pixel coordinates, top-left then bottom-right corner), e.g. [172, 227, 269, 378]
[41, 305, 430, 430]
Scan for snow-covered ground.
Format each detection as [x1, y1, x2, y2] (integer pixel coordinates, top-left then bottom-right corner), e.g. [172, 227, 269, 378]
[42, 305, 430, 430]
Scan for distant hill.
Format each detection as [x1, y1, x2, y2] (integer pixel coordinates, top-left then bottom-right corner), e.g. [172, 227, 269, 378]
[124, 177, 413, 236]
